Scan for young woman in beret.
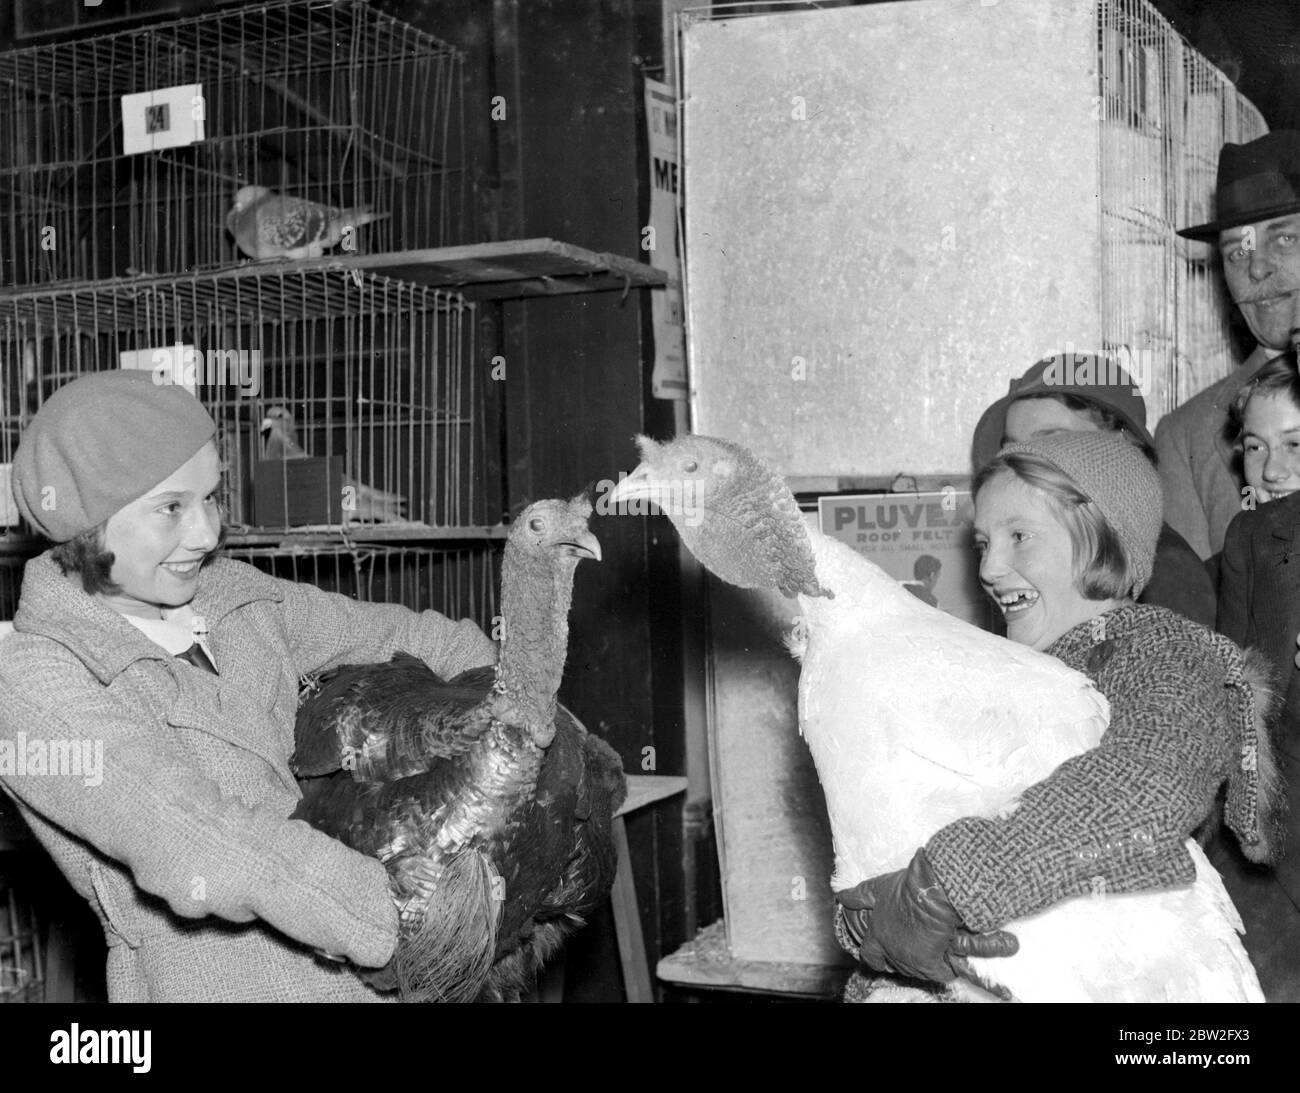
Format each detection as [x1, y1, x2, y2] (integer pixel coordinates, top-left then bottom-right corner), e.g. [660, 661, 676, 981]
[0, 370, 495, 1002]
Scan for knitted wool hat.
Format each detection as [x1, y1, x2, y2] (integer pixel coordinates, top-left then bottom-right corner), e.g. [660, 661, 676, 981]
[996, 431, 1163, 597]
[13, 370, 217, 542]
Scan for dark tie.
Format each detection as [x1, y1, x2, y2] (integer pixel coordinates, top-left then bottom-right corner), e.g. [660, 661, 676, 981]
[177, 642, 218, 676]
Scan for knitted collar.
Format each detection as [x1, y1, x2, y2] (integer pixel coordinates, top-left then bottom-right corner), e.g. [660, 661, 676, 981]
[1046, 602, 1141, 660]
[1049, 601, 1245, 668]
[13, 551, 283, 683]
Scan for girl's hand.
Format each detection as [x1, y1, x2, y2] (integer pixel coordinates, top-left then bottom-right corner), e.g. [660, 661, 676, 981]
[835, 849, 1018, 983]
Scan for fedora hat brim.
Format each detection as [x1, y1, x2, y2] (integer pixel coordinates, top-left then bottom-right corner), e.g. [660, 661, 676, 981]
[1178, 197, 1300, 242]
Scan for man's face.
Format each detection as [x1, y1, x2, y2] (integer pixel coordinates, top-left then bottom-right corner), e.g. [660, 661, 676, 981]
[1220, 214, 1300, 351]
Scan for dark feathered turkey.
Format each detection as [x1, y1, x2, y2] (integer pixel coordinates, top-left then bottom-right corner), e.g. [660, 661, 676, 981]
[290, 496, 626, 1002]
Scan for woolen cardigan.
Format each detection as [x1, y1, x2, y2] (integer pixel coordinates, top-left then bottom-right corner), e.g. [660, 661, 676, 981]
[0, 551, 496, 1002]
[923, 603, 1278, 934]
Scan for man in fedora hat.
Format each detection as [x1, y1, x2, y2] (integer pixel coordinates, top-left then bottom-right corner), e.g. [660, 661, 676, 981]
[1156, 130, 1300, 563]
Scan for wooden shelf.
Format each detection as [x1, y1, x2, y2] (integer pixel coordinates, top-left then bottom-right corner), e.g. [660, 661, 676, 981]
[0, 240, 667, 328]
[296, 238, 667, 300]
[0, 524, 509, 555]
[658, 920, 853, 999]
[225, 524, 508, 547]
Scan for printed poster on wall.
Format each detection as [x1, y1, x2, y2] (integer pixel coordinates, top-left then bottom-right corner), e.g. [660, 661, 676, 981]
[644, 77, 687, 400]
[817, 491, 995, 631]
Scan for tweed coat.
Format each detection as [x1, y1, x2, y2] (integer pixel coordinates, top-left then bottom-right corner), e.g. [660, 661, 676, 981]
[925, 604, 1277, 934]
[0, 551, 496, 1002]
[1154, 344, 1277, 561]
[1214, 496, 1300, 1001]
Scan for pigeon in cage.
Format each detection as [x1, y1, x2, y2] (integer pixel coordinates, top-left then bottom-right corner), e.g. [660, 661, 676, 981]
[260, 405, 409, 524]
[290, 495, 627, 1002]
[226, 186, 389, 261]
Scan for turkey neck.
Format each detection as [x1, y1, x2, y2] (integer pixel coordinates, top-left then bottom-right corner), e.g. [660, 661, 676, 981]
[491, 542, 579, 741]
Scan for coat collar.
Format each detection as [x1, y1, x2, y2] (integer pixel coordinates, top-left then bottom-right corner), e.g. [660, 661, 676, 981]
[1264, 490, 1300, 546]
[1048, 602, 1141, 662]
[14, 551, 283, 683]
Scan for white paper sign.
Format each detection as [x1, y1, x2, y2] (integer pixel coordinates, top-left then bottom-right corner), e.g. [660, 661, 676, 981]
[818, 491, 995, 631]
[121, 83, 205, 155]
[644, 78, 687, 400]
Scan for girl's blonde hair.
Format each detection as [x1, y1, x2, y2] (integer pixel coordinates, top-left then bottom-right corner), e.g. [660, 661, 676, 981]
[973, 454, 1137, 601]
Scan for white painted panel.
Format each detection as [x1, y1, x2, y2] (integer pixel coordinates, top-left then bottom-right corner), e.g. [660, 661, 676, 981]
[684, 0, 1101, 477]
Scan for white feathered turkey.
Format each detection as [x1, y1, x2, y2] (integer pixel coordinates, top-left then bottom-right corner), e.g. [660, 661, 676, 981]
[611, 433, 1275, 1003]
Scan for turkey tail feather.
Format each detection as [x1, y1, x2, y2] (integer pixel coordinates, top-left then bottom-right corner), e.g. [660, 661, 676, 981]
[396, 850, 500, 1003]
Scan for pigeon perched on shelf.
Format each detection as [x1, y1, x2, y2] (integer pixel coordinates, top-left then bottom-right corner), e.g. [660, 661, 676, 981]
[226, 186, 388, 260]
[260, 405, 408, 524]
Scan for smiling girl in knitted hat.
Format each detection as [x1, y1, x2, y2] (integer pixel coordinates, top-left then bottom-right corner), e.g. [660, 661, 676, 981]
[837, 430, 1282, 998]
[971, 352, 1215, 626]
[0, 370, 496, 1002]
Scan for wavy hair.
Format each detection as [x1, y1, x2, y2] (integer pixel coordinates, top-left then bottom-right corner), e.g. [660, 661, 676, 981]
[973, 452, 1136, 601]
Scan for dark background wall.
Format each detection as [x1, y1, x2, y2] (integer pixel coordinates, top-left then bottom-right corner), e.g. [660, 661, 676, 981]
[395, 0, 691, 1002]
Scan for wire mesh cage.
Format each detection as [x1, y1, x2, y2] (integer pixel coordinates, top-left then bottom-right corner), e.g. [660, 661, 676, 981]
[225, 542, 500, 634]
[1096, 0, 1267, 421]
[0, 0, 466, 286]
[0, 867, 45, 1004]
[0, 268, 493, 534]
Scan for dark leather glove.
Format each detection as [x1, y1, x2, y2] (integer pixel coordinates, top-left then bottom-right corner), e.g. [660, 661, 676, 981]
[835, 848, 1019, 983]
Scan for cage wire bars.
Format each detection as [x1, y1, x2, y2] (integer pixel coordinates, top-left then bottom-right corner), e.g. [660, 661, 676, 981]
[0, 0, 499, 631]
[1096, 0, 1264, 421]
[0, 267, 488, 532]
[0, 0, 467, 285]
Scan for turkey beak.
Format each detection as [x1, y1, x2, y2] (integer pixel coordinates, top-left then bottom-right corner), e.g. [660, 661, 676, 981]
[607, 465, 654, 508]
[561, 530, 602, 562]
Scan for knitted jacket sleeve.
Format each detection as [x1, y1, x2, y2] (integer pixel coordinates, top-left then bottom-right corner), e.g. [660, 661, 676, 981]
[273, 576, 497, 681]
[0, 647, 399, 968]
[1155, 412, 1212, 562]
[925, 636, 1234, 932]
[1216, 511, 1253, 649]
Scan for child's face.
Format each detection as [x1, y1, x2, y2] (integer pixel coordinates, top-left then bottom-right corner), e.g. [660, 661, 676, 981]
[973, 472, 1109, 651]
[1242, 391, 1300, 503]
[97, 442, 223, 619]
